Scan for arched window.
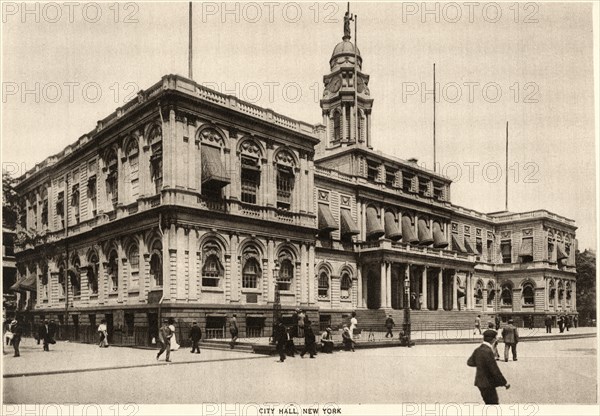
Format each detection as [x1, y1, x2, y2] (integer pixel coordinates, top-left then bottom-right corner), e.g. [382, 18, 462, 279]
[202, 254, 223, 287]
[549, 281, 556, 302]
[149, 240, 162, 287]
[149, 127, 163, 194]
[278, 259, 293, 291]
[105, 149, 118, 207]
[108, 249, 119, 293]
[500, 283, 513, 306]
[275, 151, 295, 211]
[522, 283, 535, 306]
[87, 252, 99, 295]
[240, 147, 261, 205]
[487, 282, 496, 306]
[128, 244, 139, 289]
[126, 138, 139, 202]
[70, 255, 81, 297]
[318, 271, 330, 299]
[40, 264, 48, 300]
[340, 272, 352, 300]
[242, 257, 261, 289]
[332, 110, 341, 143]
[558, 281, 564, 301]
[474, 281, 483, 306]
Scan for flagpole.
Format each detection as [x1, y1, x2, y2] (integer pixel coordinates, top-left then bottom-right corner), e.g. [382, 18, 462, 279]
[433, 63, 436, 172]
[354, 14, 359, 143]
[505, 121, 509, 211]
[188, 2, 193, 80]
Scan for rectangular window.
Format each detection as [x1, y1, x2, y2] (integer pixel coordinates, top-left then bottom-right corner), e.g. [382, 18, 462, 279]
[367, 161, 378, 182]
[41, 199, 48, 227]
[487, 240, 493, 262]
[385, 168, 397, 187]
[402, 173, 414, 193]
[276, 167, 294, 210]
[71, 183, 80, 224]
[547, 240, 554, 262]
[56, 191, 65, 228]
[87, 176, 97, 217]
[433, 182, 444, 200]
[501, 240, 512, 263]
[241, 157, 260, 205]
[476, 237, 483, 255]
[520, 237, 533, 263]
[418, 177, 429, 196]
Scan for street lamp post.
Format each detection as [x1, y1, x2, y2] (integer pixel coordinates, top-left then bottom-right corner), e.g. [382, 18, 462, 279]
[270, 262, 281, 345]
[402, 276, 412, 347]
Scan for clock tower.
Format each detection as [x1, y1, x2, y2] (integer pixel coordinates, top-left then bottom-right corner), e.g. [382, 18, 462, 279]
[320, 15, 374, 150]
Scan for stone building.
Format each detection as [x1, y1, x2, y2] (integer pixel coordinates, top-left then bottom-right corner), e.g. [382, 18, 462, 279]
[11, 26, 577, 343]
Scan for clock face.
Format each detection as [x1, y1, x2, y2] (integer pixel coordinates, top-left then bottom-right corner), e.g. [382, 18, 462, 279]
[329, 76, 342, 93]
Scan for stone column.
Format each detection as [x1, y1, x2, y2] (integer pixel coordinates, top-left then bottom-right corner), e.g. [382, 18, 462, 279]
[544, 277, 549, 311]
[386, 262, 392, 308]
[422, 265, 428, 310]
[452, 270, 458, 310]
[380, 262, 386, 309]
[308, 244, 315, 304]
[357, 266, 363, 308]
[466, 272, 472, 310]
[437, 268, 443, 311]
[341, 104, 347, 142]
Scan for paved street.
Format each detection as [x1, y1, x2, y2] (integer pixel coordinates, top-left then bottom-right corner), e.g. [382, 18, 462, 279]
[3, 335, 596, 405]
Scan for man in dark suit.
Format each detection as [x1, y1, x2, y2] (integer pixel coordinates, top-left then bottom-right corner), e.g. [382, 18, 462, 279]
[544, 316, 553, 334]
[10, 319, 23, 357]
[38, 319, 56, 351]
[156, 319, 172, 362]
[189, 322, 202, 354]
[467, 330, 510, 404]
[501, 319, 519, 362]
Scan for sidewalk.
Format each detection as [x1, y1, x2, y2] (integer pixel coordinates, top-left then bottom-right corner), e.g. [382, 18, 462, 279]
[2, 337, 267, 378]
[240, 326, 598, 345]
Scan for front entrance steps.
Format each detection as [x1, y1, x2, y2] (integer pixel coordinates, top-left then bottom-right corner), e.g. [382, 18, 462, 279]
[356, 308, 495, 332]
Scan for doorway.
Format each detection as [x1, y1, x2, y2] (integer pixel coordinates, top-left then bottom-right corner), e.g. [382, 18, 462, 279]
[367, 270, 381, 309]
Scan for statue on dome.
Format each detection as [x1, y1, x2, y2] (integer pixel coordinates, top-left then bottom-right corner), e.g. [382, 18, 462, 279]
[343, 9, 353, 39]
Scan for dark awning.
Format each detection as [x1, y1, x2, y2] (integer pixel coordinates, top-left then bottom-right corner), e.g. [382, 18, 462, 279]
[318, 204, 338, 233]
[451, 234, 467, 253]
[464, 238, 478, 254]
[201, 145, 230, 188]
[21, 274, 37, 291]
[384, 211, 402, 241]
[417, 219, 434, 246]
[366, 207, 385, 240]
[520, 238, 533, 257]
[556, 244, 568, 261]
[340, 209, 360, 237]
[432, 222, 448, 248]
[401, 216, 419, 244]
[457, 287, 466, 298]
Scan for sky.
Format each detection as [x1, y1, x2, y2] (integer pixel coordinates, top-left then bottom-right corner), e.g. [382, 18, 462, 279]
[1, 1, 597, 250]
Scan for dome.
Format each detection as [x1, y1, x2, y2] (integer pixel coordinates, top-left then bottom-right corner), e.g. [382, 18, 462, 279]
[331, 39, 361, 59]
[329, 39, 362, 70]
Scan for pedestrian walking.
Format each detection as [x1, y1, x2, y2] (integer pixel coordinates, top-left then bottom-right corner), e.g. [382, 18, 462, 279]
[528, 315, 534, 330]
[321, 327, 334, 353]
[342, 326, 355, 351]
[297, 309, 306, 338]
[10, 319, 22, 357]
[275, 321, 287, 363]
[544, 316, 552, 333]
[501, 319, 519, 362]
[574, 315, 578, 328]
[385, 314, 395, 338]
[38, 319, 56, 351]
[474, 315, 482, 335]
[189, 322, 202, 354]
[300, 321, 316, 359]
[97, 319, 109, 348]
[467, 330, 510, 404]
[558, 316, 565, 333]
[229, 314, 238, 349]
[156, 319, 172, 362]
[495, 315, 501, 331]
[4, 318, 13, 348]
[349, 311, 358, 339]
[565, 316, 572, 332]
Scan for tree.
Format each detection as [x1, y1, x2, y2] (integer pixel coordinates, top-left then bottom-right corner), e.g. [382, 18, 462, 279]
[576, 249, 596, 325]
[2, 171, 19, 229]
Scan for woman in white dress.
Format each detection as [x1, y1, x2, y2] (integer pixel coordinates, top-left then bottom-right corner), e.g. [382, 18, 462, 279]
[349, 311, 358, 340]
[168, 318, 180, 351]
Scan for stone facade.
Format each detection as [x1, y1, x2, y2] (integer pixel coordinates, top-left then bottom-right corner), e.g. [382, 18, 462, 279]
[11, 30, 577, 342]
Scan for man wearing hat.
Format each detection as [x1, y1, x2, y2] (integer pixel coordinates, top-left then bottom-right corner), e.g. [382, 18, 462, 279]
[467, 329, 510, 404]
[321, 327, 334, 353]
[385, 314, 395, 338]
[156, 319, 173, 362]
[501, 319, 519, 362]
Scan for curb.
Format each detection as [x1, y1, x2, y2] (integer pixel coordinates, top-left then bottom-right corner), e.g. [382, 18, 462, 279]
[3, 354, 270, 379]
